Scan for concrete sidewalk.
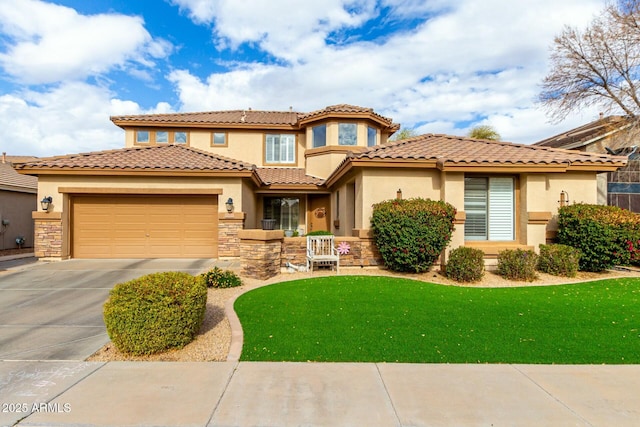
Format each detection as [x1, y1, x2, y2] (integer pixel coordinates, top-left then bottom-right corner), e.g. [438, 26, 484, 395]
[2, 361, 639, 427]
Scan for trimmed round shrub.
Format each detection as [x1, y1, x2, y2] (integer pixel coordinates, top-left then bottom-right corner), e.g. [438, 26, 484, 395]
[445, 247, 485, 283]
[537, 244, 581, 277]
[199, 267, 242, 288]
[557, 203, 640, 271]
[103, 271, 207, 355]
[371, 198, 456, 273]
[497, 249, 538, 281]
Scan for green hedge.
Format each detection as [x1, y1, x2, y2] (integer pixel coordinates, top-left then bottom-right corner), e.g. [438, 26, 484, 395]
[371, 198, 456, 273]
[557, 204, 640, 272]
[103, 271, 207, 355]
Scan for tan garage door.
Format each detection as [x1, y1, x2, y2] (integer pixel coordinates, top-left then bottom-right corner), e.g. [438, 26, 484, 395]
[72, 195, 218, 258]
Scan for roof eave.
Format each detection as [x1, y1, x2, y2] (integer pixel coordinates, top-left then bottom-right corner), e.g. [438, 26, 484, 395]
[14, 167, 254, 177]
[112, 120, 300, 131]
[0, 184, 37, 194]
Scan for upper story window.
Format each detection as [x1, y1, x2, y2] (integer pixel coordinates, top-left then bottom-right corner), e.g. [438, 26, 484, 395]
[174, 132, 187, 144]
[367, 126, 377, 147]
[265, 134, 296, 164]
[156, 131, 169, 143]
[338, 123, 357, 146]
[136, 130, 150, 144]
[312, 124, 326, 148]
[212, 132, 227, 146]
[464, 176, 514, 241]
[135, 130, 187, 145]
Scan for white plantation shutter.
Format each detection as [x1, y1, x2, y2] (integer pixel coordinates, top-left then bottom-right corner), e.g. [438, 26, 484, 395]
[488, 177, 514, 240]
[464, 177, 488, 240]
[464, 176, 514, 241]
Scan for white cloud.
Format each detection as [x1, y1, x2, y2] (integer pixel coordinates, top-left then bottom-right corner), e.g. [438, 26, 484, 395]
[172, 0, 378, 61]
[168, 0, 605, 144]
[0, 83, 171, 157]
[0, 0, 616, 157]
[0, 0, 172, 84]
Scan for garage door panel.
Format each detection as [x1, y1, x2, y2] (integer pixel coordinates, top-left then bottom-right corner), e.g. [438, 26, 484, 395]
[72, 195, 218, 258]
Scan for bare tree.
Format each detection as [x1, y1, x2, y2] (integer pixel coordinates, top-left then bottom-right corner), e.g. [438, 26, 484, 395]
[468, 125, 501, 141]
[539, 0, 640, 122]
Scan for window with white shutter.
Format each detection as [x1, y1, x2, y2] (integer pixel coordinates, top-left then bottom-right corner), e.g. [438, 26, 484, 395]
[464, 176, 514, 241]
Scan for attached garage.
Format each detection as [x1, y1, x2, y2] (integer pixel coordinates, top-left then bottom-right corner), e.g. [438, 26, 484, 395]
[71, 195, 218, 258]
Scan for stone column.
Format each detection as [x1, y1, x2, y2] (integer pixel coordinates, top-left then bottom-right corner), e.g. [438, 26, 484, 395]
[218, 212, 245, 258]
[32, 212, 63, 259]
[238, 230, 284, 280]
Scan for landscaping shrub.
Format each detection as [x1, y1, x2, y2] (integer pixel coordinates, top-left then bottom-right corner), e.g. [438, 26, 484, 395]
[371, 198, 456, 273]
[557, 204, 640, 271]
[199, 267, 242, 288]
[497, 249, 538, 281]
[445, 247, 485, 282]
[103, 271, 207, 355]
[537, 244, 581, 277]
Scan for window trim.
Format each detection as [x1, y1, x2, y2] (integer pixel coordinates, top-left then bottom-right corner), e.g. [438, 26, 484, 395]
[173, 131, 188, 144]
[367, 126, 378, 147]
[211, 132, 228, 147]
[312, 124, 327, 148]
[263, 196, 300, 231]
[264, 133, 297, 165]
[156, 131, 169, 144]
[135, 130, 150, 144]
[338, 122, 358, 146]
[133, 129, 189, 146]
[463, 175, 518, 242]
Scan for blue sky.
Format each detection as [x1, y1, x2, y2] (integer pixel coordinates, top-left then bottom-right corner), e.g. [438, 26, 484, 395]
[0, 0, 608, 157]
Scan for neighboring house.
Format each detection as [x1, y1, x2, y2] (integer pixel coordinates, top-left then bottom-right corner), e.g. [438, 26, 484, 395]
[0, 153, 38, 252]
[15, 104, 626, 269]
[534, 115, 640, 211]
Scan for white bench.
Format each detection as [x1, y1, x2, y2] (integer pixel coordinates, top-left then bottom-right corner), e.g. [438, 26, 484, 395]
[306, 235, 339, 273]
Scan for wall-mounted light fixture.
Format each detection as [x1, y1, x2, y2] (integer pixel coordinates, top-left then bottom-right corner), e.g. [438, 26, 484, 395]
[396, 188, 403, 200]
[40, 196, 53, 212]
[559, 191, 570, 207]
[225, 197, 234, 213]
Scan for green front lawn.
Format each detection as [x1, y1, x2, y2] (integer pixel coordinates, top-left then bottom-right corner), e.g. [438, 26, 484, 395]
[234, 276, 640, 363]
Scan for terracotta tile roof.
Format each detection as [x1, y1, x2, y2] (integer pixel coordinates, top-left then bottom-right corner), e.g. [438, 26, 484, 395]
[111, 104, 399, 131]
[111, 109, 300, 127]
[350, 134, 627, 168]
[533, 115, 633, 149]
[300, 104, 396, 126]
[256, 168, 325, 186]
[0, 162, 37, 192]
[14, 145, 255, 173]
[4, 155, 38, 163]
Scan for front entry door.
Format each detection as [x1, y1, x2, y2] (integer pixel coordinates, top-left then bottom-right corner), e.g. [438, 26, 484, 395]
[308, 195, 331, 233]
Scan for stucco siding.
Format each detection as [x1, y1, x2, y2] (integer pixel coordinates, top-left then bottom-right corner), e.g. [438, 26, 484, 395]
[359, 168, 441, 229]
[37, 175, 243, 214]
[0, 190, 36, 250]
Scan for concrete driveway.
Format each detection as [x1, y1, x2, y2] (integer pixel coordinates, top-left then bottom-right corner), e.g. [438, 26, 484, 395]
[0, 258, 214, 361]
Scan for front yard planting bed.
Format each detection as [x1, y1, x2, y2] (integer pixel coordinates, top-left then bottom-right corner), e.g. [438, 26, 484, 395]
[235, 276, 640, 363]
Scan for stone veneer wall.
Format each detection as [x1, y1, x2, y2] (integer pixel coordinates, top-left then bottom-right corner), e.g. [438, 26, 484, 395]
[281, 236, 382, 268]
[32, 212, 63, 259]
[239, 230, 283, 280]
[218, 213, 245, 257]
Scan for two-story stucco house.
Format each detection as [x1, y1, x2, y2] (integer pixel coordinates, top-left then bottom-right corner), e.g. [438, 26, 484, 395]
[16, 104, 626, 272]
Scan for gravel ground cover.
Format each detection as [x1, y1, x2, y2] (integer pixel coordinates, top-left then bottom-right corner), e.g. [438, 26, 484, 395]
[88, 266, 640, 362]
